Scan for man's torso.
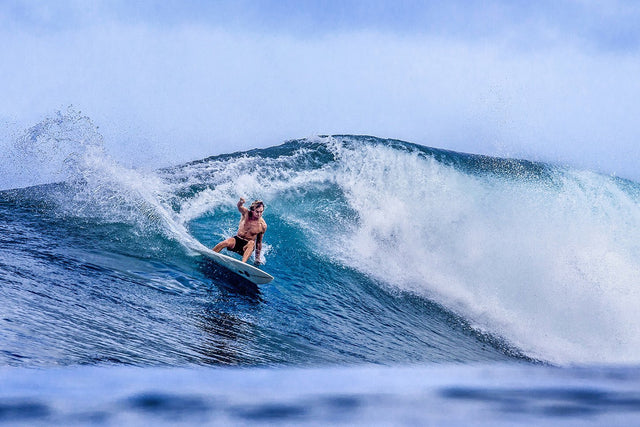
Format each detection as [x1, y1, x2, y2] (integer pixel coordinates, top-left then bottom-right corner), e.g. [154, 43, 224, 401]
[237, 214, 266, 240]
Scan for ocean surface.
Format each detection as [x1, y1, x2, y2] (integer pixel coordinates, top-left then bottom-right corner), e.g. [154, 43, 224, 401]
[1, 113, 640, 425]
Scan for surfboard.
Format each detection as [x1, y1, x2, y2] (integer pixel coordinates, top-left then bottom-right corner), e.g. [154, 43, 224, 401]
[194, 247, 274, 285]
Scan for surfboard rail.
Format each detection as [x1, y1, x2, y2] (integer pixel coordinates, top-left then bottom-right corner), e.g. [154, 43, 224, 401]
[194, 247, 274, 285]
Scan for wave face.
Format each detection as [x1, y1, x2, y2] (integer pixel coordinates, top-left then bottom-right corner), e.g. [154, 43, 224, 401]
[1, 114, 640, 366]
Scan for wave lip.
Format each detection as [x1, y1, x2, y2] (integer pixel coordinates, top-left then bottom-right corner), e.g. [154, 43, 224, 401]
[323, 137, 640, 365]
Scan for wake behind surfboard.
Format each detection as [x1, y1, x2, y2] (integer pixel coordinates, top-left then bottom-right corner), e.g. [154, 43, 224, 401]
[194, 247, 274, 285]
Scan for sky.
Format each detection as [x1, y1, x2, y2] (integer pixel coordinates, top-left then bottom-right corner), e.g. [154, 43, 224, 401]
[1, 0, 639, 180]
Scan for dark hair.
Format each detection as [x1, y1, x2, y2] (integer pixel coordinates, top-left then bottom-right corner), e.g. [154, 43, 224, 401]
[249, 200, 264, 212]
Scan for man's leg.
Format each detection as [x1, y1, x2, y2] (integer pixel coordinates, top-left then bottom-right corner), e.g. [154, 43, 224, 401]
[241, 240, 255, 263]
[213, 237, 235, 253]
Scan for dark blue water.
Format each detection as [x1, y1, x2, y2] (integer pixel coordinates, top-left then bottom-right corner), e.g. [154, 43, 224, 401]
[2, 119, 640, 424]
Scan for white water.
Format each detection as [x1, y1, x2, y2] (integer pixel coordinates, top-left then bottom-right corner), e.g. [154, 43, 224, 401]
[327, 138, 640, 365]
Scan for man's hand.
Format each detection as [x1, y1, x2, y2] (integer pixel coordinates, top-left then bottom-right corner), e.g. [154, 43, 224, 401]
[238, 197, 245, 205]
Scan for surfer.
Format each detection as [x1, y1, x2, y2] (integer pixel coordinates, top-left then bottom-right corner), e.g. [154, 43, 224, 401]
[213, 198, 267, 264]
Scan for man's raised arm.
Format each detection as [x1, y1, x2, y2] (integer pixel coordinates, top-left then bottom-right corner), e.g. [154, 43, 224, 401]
[237, 198, 248, 214]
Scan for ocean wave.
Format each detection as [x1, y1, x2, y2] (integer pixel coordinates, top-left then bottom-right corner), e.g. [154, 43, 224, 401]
[2, 113, 640, 366]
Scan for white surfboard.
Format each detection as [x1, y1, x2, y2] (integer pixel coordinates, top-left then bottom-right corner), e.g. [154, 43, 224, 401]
[194, 247, 274, 285]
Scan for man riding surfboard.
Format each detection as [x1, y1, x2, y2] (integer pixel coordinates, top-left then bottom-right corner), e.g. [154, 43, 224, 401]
[212, 198, 267, 264]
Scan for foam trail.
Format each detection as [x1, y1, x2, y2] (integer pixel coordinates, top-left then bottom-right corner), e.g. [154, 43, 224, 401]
[3, 109, 208, 255]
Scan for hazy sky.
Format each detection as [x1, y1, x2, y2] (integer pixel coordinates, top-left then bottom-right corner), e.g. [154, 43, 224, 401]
[1, 0, 639, 179]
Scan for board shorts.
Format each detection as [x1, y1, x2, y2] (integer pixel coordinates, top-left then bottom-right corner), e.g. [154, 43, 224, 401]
[229, 235, 250, 256]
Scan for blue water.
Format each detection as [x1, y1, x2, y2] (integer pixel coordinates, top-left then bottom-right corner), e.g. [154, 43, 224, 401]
[2, 113, 640, 424]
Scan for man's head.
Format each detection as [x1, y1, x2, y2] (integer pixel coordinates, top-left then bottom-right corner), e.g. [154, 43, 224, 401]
[249, 200, 265, 219]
